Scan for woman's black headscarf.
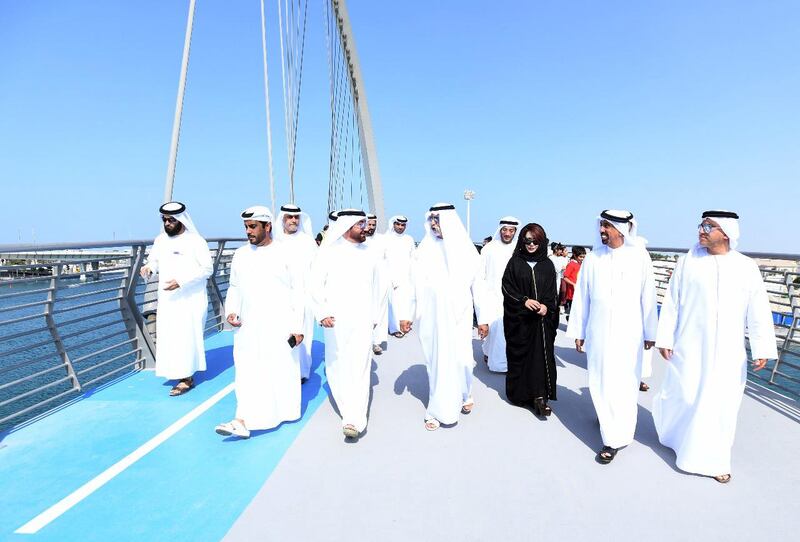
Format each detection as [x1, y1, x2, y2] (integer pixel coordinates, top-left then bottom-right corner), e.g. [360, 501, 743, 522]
[514, 223, 550, 263]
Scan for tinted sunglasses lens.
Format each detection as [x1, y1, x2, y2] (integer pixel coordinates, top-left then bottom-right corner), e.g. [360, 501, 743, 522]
[523, 239, 537, 245]
[698, 223, 712, 234]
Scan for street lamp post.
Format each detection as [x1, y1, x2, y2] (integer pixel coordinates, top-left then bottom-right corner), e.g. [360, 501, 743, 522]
[463, 189, 475, 239]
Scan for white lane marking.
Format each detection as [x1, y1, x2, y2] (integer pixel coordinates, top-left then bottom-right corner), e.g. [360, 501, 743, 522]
[16, 383, 235, 535]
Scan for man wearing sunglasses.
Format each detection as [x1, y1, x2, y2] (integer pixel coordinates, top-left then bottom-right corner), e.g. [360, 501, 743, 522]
[274, 203, 318, 384]
[652, 211, 777, 484]
[398, 203, 489, 431]
[140, 201, 212, 396]
[566, 209, 658, 464]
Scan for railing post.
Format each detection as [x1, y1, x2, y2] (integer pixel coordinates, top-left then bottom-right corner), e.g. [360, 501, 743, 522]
[45, 265, 81, 392]
[120, 244, 157, 370]
[141, 250, 159, 349]
[771, 270, 798, 384]
[207, 241, 226, 332]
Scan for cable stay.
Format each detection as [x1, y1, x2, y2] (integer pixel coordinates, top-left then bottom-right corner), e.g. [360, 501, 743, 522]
[161, 0, 384, 224]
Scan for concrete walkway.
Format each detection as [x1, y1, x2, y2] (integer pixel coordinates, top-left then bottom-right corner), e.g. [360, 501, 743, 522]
[224, 320, 800, 542]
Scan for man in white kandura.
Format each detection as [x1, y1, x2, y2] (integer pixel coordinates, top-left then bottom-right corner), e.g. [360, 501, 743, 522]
[479, 216, 520, 372]
[311, 209, 381, 440]
[653, 210, 777, 484]
[140, 201, 212, 396]
[566, 209, 658, 463]
[275, 203, 318, 383]
[364, 213, 390, 355]
[215, 206, 305, 439]
[383, 215, 416, 339]
[399, 203, 489, 431]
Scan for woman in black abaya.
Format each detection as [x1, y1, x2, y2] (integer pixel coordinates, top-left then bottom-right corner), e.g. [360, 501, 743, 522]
[502, 223, 559, 416]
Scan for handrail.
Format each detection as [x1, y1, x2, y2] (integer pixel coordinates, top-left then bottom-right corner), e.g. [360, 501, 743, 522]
[647, 256, 798, 396]
[642, 246, 800, 262]
[0, 238, 244, 431]
[0, 237, 243, 253]
[0, 238, 795, 433]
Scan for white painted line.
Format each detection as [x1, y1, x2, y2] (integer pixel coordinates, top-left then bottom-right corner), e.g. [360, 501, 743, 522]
[16, 383, 235, 535]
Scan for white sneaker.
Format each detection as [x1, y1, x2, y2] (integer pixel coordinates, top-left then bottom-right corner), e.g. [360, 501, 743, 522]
[215, 420, 250, 439]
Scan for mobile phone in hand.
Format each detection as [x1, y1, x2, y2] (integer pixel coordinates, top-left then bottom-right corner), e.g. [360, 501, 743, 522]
[287, 335, 297, 348]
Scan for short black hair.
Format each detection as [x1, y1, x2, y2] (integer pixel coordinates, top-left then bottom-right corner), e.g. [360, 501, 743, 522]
[571, 246, 586, 257]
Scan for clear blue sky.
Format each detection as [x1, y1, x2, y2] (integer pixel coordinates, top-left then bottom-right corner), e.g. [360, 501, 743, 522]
[1, 0, 798, 252]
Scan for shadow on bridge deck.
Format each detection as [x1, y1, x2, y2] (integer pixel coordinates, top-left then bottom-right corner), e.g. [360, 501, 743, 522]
[224, 317, 800, 542]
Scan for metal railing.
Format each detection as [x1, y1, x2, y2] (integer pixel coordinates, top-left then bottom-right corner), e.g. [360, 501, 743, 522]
[554, 244, 798, 397]
[645, 247, 800, 398]
[0, 238, 244, 431]
[1, 240, 797, 431]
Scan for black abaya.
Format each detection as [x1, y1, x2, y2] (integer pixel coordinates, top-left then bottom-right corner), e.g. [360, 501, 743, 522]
[501, 255, 559, 405]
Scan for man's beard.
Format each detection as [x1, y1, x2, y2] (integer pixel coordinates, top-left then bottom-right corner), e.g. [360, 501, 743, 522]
[165, 223, 182, 237]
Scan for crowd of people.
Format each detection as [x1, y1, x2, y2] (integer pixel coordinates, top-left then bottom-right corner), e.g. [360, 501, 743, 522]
[141, 202, 777, 484]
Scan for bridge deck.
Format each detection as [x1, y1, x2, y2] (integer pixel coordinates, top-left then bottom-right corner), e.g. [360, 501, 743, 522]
[2, 321, 798, 541]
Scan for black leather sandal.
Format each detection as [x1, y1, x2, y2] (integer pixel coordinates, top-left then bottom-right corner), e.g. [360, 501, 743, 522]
[533, 397, 552, 417]
[597, 446, 617, 464]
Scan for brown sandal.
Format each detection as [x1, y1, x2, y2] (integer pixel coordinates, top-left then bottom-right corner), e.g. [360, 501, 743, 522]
[169, 377, 194, 396]
[424, 417, 440, 431]
[713, 474, 731, 484]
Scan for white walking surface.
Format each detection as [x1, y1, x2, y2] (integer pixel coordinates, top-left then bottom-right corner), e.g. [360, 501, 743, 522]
[224, 319, 800, 541]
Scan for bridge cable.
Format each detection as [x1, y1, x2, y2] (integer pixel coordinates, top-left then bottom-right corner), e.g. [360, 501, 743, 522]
[259, 0, 277, 215]
[276, 0, 310, 203]
[323, 0, 367, 212]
